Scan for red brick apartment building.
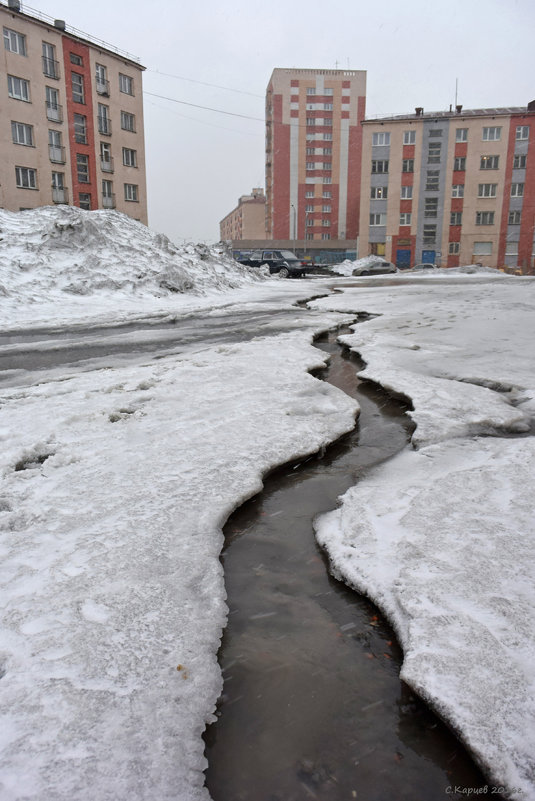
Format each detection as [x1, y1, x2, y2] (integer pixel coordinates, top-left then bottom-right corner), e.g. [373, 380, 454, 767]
[1, 0, 147, 222]
[359, 103, 535, 271]
[265, 68, 366, 248]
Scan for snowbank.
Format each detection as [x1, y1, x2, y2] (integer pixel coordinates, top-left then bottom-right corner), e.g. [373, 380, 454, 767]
[311, 275, 535, 798]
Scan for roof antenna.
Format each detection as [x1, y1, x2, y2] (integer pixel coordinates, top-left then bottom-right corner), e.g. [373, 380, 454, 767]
[455, 77, 458, 107]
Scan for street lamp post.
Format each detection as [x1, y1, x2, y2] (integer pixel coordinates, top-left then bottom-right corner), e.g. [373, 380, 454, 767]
[291, 204, 297, 251]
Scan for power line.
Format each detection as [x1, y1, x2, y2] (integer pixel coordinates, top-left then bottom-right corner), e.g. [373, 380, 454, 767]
[146, 68, 264, 98]
[143, 91, 265, 121]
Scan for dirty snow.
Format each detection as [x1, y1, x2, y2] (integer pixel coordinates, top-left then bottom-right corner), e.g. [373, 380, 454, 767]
[311, 275, 535, 799]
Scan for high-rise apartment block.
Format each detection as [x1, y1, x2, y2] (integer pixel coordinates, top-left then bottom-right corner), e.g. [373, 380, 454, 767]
[265, 68, 366, 245]
[219, 187, 265, 241]
[1, 0, 147, 222]
[359, 104, 535, 270]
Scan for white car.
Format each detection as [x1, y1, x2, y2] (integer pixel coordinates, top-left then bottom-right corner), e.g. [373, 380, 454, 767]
[352, 260, 397, 276]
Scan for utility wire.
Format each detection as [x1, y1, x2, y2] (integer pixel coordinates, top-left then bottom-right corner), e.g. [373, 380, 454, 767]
[146, 68, 264, 98]
[143, 91, 265, 121]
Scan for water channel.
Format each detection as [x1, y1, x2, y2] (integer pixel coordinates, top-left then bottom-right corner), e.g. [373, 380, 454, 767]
[204, 328, 487, 800]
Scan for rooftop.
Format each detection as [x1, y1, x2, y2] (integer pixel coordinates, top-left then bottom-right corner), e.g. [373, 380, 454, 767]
[364, 105, 534, 123]
[0, 0, 143, 66]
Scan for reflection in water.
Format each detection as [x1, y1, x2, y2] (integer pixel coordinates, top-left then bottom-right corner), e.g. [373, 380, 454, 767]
[204, 331, 486, 801]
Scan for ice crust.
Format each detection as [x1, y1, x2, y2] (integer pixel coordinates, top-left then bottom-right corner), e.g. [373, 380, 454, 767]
[312, 277, 535, 798]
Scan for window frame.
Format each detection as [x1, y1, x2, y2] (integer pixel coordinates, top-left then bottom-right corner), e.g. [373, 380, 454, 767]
[399, 212, 412, 226]
[3, 27, 26, 55]
[403, 130, 415, 145]
[120, 111, 136, 132]
[482, 126, 502, 141]
[455, 128, 468, 142]
[480, 155, 499, 170]
[124, 183, 139, 202]
[119, 73, 134, 95]
[11, 121, 34, 146]
[478, 183, 497, 198]
[15, 165, 37, 189]
[76, 153, 90, 184]
[7, 74, 30, 102]
[452, 184, 464, 198]
[122, 147, 137, 168]
[71, 72, 85, 104]
[453, 156, 466, 171]
[516, 125, 529, 141]
[372, 131, 390, 146]
[475, 211, 495, 226]
[511, 183, 524, 197]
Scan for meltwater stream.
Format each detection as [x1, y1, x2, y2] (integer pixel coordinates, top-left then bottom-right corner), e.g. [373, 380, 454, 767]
[204, 329, 486, 801]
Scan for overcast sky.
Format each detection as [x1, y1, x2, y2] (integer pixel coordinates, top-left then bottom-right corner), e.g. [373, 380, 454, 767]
[21, 0, 535, 244]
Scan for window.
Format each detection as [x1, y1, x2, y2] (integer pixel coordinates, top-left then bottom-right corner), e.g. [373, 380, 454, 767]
[70, 52, 83, 65]
[122, 147, 137, 167]
[305, 204, 314, 212]
[401, 185, 413, 199]
[11, 121, 33, 146]
[322, 204, 331, 212]
[3, 27, 26, 55]
[424, 197, 438, 217]
[74, 113, 87, 144]
[79, 192, 91, 210]
[452, 184, 464, 197]
[456, 128, 468, 142]
[475, 211, 495, 225]
[98, 104, 111, 135]
[371, 159, 389, 174]
[322, 162, 331, 170]
[121, 111, 135, 132]
[505, 242, 519, 255]
[454, 156, 466, 171]
[450, 212, 462, 225]
[478, 183, 497, 197]
[429, 129, 443, 137]
[323, 147, 332, 155]
[95, 64, 109, 95]
[423, 224, 436, 244]
[52, 171, 64, 189]
[372, 132, 390, 146]
[323, 103, 333, 110]
[15, 166, 37, 189]
[402, 159, 414, 172]
[42, 42, 58, 78]
[399, 213, 412, 226]
[403, 130, 415, 144]
[102, 179, 113, 197]
[511, 183, 524, 197]
[305, 233, 314, 240]
[480, 155, 499, 169]
[7, 74, 29, 101]
[323, 132, 333, 141]
[516, 125, 529, 141]
[48, 129, 64, 162]
[324, 88, 333, 96]
[322, 190, 331, 198]
[321, 233, 331, 240]
[71, 72, 85, 104]
[323, 176, 332, 184]
[76, 153, 90, 183]
[513, 154, 527, 169]
[305, 190, 314, 198]
[45, 86, 61, 121]
[370, 213, 386, 226]
[119, 73, 134, 95]
[426, 170, 440, 191]
[508, 210, 521, 225]
[482, 126, 501, 141]
[322, 219, 330, 227]
[449, 242, 460, 254]
[306, 117, 315, 126]
[306, 162, 315, 170]
[306, 147, 315, 155]
[306, 87, 316, 95]
[371, 186, 388, 199]
[305, 218, 313, 227]
[428, 142, 442, 163]
[323, 117, 333, 126]
[473, 242, 492, 255]
[124, 183, 139, 202]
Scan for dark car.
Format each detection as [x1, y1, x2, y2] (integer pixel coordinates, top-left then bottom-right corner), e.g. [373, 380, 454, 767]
[352, 259, 397, 276]
[234, 249, 307, 278]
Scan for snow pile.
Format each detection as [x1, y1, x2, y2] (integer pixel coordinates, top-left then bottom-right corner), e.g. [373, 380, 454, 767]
[0, 206, 264, 303]
[330, 255, 383, 276]
[311, 274, 535, 798]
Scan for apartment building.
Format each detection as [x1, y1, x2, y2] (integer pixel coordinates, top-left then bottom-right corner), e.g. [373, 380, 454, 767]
[219, 187, 265, 241]
[1, 0, 147, 222]
[359, 103, 535, 271]
[265, 68, 366, 245]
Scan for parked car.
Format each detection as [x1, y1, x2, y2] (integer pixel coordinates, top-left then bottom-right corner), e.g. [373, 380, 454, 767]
[234, 249, 307, 278]
[352, 260, 397, 276]
[412, 262, 437, 270]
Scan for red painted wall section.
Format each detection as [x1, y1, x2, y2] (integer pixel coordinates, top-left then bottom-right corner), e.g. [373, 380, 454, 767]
[346, 94, 365, 238]
[391, 234, 415, 264]
[272, 94, 291, 238]
[516, 119, 535, 270]
[62, 37, 97, 208]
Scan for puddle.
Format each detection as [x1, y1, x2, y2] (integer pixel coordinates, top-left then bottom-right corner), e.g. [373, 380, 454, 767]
[204, 330, 486, 800]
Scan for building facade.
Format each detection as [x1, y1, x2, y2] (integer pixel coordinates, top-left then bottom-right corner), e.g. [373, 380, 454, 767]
[1, 0, 147, 222]
[359, 104, 535, 271]
[219, 187, 265, 241]
[265, 68, 366, 245]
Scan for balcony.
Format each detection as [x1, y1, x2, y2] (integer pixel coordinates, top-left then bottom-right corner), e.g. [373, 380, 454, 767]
[45, 102, 63, 123]
[98, 116, 112, 135]
[100, 157, 114, 173]
[102, 193, 116, 209]
[48, 145, 66, 164]
[52, 186, 69, 204]
[42, 56, 60, 79]
[96, 78, 110, 96]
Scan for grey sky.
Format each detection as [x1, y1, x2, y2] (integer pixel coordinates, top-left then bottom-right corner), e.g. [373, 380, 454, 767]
[22, 0, 535, 244]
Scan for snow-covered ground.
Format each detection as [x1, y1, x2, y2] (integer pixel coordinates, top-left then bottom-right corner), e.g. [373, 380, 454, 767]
[1, 207, 535, 800]
[311, 275, 535, 799]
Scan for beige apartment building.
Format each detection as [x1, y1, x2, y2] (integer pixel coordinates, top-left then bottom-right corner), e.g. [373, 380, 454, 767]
[219, 187, 265, 241]
[1, 0, 147, 222]
[359, 103, 535, 271]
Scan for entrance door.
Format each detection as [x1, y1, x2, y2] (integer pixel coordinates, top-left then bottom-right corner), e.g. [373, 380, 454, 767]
[422, 250, 436, 263]
[396, 249, 411, 268]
